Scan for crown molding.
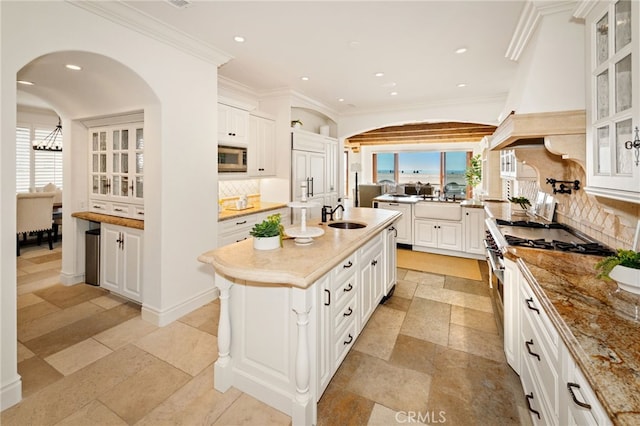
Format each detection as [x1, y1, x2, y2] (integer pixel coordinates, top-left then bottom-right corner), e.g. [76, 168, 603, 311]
[572, 0, 598, 20]
[505, 1, 578, 61]
[67, 0, 232, 66]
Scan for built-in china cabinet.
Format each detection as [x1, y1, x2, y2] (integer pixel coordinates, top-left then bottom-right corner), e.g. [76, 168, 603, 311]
[585, 0, 640, 204]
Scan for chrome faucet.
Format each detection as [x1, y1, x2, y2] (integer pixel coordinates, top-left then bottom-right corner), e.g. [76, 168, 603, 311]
[321, 204, 344, 222]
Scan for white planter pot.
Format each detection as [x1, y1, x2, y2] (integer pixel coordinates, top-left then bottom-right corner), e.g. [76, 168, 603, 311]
[610, 264, 640, 295]
[253, 235, 280, 250]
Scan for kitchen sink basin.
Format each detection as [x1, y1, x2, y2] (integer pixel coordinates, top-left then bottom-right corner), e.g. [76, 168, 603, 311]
[327, 221, 367, 229]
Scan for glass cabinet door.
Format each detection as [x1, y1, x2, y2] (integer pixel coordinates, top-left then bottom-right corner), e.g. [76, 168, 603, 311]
[590, 0, 637, 196]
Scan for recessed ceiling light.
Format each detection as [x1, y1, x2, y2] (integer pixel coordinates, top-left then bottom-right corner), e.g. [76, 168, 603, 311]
[457, 83, 467, 88]
[374, 72, 384, 77]
[301, 76, 309, 81]
[65, 64, 82, 71]
[17, 80, 34, 86]
[390, 91, 398, 96]
[455, 47, 467, 54]
[338, 98, 345, 102]
[234, 36, 245, 43]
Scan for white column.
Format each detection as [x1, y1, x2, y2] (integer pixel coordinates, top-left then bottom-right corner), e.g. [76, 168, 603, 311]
[291, 287, 314, 426]
[214, 274, 233, 391]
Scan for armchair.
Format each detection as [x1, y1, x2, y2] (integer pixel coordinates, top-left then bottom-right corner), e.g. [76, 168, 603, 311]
[16, 192, 55, 256]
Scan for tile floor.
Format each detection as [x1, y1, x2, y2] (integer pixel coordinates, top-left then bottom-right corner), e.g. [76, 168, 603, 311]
[3, 243, 532, 425]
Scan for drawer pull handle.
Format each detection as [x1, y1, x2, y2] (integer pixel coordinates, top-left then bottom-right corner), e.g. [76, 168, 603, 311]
[343, 261, 353, 269]
[114, 208, 123, 212]
[525, 339, 541, 361]
[324, 289, 330, 306]
[235, 237, 247, 242]
[137, 211, 144, 215]
[567, 383, 592, 410]
[343, 283, 353, 292]
[343, 334, 353, 345]
[525, 393, 541, 420]
[236, 220, 247, 225]
[389, 203, 400, 206]
[343, 307, 353, 317]
[525, 297, 540, 314]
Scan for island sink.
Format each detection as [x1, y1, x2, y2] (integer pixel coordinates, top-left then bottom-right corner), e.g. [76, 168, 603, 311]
[327, 221, 367, 229]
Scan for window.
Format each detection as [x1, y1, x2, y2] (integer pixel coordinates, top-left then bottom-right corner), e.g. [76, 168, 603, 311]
[16, 124, 63, 192]
[373, 150, 471, 196]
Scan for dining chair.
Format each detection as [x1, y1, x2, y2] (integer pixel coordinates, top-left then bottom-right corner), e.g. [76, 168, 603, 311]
[16, 192, 55, 256]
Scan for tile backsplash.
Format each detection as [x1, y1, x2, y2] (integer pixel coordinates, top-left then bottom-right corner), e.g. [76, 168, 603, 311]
[515, 163, 639, 250]
[219, 179, 260, 198]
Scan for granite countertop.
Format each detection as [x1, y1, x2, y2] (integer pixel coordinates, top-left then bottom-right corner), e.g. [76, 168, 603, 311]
[484, 202, 640, 425]
[71, 211, 144, 229]
[218, 201, 288, 221]
[199, 207, 401, 289]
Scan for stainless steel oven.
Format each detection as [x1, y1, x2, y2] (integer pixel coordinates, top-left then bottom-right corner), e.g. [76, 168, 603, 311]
[484, 228, 505, 336]
[218, 145, 247, 172]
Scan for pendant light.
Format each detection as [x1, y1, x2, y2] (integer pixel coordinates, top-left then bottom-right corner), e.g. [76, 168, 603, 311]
[32, 118, 63, 152]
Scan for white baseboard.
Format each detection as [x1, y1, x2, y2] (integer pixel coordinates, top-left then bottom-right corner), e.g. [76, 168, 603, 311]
[1, 377, 22, 410]
[60, 271, 84, 286]
[141, 287, 219, 327]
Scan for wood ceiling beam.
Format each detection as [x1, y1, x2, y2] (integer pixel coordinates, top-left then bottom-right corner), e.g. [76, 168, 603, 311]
[345, 122, 497, 146]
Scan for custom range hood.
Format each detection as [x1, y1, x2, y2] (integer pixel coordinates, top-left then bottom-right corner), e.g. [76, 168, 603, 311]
[490, 109, 587, 167]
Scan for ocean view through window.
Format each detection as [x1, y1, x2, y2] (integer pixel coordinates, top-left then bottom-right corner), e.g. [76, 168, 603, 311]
[373, 151, 470, 196]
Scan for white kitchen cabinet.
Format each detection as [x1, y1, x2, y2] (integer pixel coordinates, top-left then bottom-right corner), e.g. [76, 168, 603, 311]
[463, 207, 486, 255]
[100, 223, 143, 302]
[500, 149, 536, 180]
[358, 234, 383, 327]
[292, 144, 327, 222]
[248, 114, 276, 177]
[414, 219, 462, 251]
[563, 351, 612, 426]
[384, 223, 398, 297]
[218, 103, 249, 146]
[375, 202, 412, 245]
[325, 138, 338, 193]
[503, 257, 521, 374]
[217, 207, 289, 247]
[585, 0, 640, 203]
[88, 122, 144, 219]
[317, 273, 333, 396]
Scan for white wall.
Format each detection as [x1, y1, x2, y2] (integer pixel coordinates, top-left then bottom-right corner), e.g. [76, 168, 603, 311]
[501, 8, 585, 118]
[1, 1, 224, 409]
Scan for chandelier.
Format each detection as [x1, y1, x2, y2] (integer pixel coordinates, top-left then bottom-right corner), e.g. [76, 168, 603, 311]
[32, 118, 63, 152]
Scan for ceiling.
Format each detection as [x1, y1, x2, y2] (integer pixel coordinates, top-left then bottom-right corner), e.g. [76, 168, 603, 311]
[123, 0, 526, 116]
[16, 1, 528, 122]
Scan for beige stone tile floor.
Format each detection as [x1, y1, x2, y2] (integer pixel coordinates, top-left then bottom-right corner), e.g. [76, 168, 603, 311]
[3, 243, 533, 425]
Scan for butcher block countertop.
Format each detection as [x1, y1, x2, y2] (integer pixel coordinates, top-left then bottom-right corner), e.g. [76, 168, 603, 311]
[200, 207, 400, 289]
[218, 201, 288, 221]
[484, 201, 640, 425]
[71, 211, 144, 229]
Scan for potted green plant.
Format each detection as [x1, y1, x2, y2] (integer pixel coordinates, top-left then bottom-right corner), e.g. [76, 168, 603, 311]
[291, 119, 303, 129]
[250, 213, 284, 250]
[595, 249, 640, 294]
[508, 196, 531, 215]
[464, 154, 482, 187]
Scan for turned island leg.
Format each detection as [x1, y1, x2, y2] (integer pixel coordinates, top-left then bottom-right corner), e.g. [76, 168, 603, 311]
[214, 274, 233, 391]
[292, 287, 314, 426]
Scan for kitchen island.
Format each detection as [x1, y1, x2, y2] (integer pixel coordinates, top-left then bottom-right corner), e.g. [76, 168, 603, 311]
[199, 207, 401, 425]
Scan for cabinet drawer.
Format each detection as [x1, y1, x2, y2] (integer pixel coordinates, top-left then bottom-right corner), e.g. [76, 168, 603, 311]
[89, 201, 108, 213]
[219, 215, 257, 234]
[522, 306, 560, 421]
[110, 203, 131, 217]
[333, 295, 357, 332]
[132, 206, 145, 219]
[334, 320, 357, 367]
[332, 270, 357, 309]
[521, 279, 560, 362]
[332, 252, 357, 284]
[218, 231, 251, 247]
[521, 350, 555, 425]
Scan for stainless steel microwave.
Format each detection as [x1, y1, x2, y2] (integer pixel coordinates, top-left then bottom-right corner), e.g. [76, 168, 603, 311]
[218, 145, 247, 172]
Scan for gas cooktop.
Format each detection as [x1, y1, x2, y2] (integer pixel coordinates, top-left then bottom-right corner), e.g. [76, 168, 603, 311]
[494, 219, 615, 256]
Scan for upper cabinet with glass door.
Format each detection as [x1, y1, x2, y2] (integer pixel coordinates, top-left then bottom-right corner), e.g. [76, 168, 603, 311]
[89, 122, 144, 219]
[585, 0, 640, 203]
